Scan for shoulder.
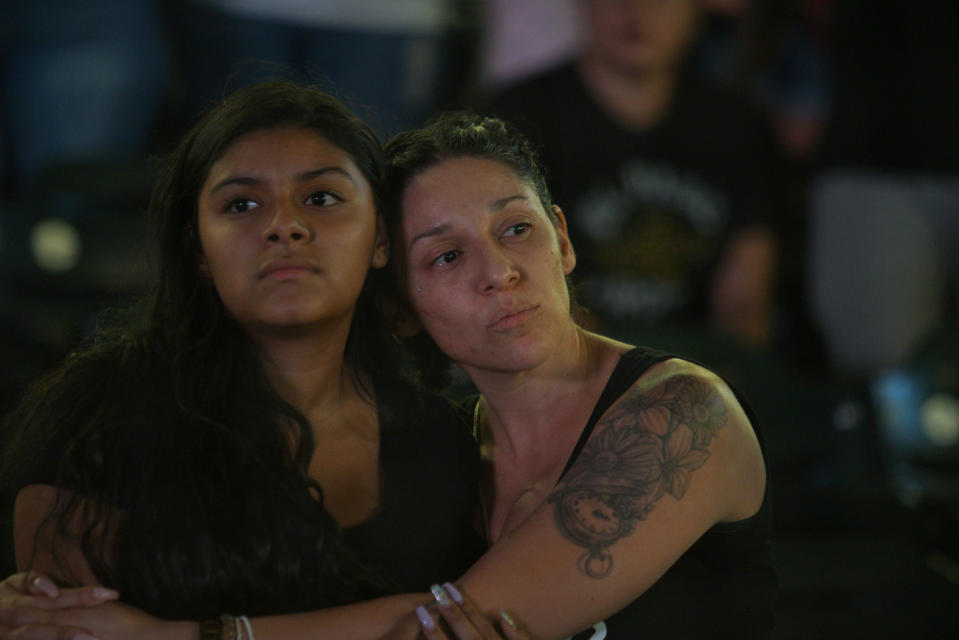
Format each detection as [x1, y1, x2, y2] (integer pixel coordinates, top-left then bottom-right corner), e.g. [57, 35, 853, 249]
[566, 357, 765, 523]
[602, 356, 740, 430]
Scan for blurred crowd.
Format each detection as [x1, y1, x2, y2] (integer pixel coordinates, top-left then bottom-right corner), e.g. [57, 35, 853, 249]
[1, 0, 957, 634]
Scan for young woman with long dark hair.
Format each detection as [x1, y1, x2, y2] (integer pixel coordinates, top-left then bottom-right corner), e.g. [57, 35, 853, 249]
[0, 81, 486, 636]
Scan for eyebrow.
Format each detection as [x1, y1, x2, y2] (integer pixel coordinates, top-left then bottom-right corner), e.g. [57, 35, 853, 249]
[208, 167, 356, 194]
[492, 194, 529, 210]
[409, 222, 451, 249]
[407, 194, 531, 249]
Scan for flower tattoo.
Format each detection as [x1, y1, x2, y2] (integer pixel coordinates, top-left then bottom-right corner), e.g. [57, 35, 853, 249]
[549, 375, 727, 578]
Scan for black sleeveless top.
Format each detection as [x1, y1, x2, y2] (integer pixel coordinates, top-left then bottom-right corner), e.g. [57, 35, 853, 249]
[565, 347, 777, 639]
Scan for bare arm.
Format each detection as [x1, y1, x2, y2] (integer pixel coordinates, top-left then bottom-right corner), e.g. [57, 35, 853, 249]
[11, 487, 427, 639]
[453, 363, 766, 638]
[14, 485, 103, 587]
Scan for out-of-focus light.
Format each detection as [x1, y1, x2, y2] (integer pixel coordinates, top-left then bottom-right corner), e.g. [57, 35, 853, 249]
[833, 399, 863, 432]
[30, 218, 82, 273]
[920, 394, 959, 447]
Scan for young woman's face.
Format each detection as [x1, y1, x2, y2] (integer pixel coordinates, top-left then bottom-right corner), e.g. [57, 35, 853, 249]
[399, 156, 576, 375]
[196, 127, 387, 336]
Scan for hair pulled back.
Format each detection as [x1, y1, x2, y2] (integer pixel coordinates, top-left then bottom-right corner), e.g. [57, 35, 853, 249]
[384, 112, 558, 387]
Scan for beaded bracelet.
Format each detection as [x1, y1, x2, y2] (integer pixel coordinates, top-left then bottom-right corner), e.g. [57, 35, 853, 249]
[220, 615, 238, 640]
[201, 615, 254, 640]
[198, 619, 222, 640]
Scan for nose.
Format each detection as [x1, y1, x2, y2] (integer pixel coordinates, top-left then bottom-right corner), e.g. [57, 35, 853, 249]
[478, 244, 520, 293]
[263, 200, 312, 244]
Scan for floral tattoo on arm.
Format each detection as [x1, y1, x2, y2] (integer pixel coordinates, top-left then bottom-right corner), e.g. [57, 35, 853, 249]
[548, 375, 727, 578]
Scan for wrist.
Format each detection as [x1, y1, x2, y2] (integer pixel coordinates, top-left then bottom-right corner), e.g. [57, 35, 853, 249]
[162, 620, 199, 640]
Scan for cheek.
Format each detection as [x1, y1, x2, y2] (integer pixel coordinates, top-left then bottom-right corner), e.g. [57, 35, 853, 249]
[414, 295, 466, 342]
[203, 246, 238, 291]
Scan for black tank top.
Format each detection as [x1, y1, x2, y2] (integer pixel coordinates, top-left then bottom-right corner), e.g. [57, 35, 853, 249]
[565, 347, 777, 639]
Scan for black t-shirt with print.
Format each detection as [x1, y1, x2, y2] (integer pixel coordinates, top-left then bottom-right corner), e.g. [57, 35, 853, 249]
[488, 61, 775, 335]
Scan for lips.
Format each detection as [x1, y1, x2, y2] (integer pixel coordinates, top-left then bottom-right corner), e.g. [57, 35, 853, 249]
[258, 258, 319, 279]
[488, 304, 539, 330]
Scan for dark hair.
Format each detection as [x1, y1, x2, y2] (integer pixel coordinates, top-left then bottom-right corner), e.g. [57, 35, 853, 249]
[384, 112, 562, 387]
[386, 112, 554, 218]
[1, 81, 404, 617]
[151, 79, 394, 393]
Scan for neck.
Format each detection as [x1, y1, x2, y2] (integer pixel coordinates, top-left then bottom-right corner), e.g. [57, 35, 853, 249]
[469, 325, 631, 541]
[467, 322, 624, 462]
[253, 321, 365, 430]
[577, 53, 678, 131]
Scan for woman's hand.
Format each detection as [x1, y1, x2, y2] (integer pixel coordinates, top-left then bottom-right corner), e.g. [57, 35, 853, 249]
[1, 599, 194, 640]
[385, 583, 533, 640]
[0, 575, 193, 640]
[0, 572, 118, 609]
[0, 572, 120, 639]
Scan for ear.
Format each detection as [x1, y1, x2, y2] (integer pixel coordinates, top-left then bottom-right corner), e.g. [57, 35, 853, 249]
[371, 216, 390, 269]
[552, 205, 577, 275]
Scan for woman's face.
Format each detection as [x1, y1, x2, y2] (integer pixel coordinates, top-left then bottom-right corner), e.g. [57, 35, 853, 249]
[399, 156, 577, 376]
[196, 126, 387, 336]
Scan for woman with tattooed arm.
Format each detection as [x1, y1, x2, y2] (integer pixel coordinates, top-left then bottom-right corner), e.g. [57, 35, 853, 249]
[382, 113, 776, 639]
[1, 114, 775, 639]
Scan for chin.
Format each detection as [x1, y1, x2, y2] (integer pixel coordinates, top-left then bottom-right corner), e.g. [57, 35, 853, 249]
[251, 306, 330, 334]
[464, 341, 557, 376]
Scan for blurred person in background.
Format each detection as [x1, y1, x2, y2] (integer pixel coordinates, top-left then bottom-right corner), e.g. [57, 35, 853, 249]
[474, 0, 581, 95]
[484, 0, 781, 353]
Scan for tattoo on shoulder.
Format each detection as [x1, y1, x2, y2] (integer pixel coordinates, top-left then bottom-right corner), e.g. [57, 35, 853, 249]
[548, 375, 727, 578]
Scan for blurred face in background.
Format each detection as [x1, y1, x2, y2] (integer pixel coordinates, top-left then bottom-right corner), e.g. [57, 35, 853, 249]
[581, 0, 703, 75]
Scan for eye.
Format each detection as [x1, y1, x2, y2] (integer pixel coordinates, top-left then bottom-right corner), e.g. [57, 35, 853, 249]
[432, 249, 460, 267]
[225, 198, 259, 214]
[306, 191, 341, 207]
[503, 222, 531, 237]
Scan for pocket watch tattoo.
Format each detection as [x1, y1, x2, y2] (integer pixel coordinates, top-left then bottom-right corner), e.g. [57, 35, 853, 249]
[549, 375, 727, 578]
